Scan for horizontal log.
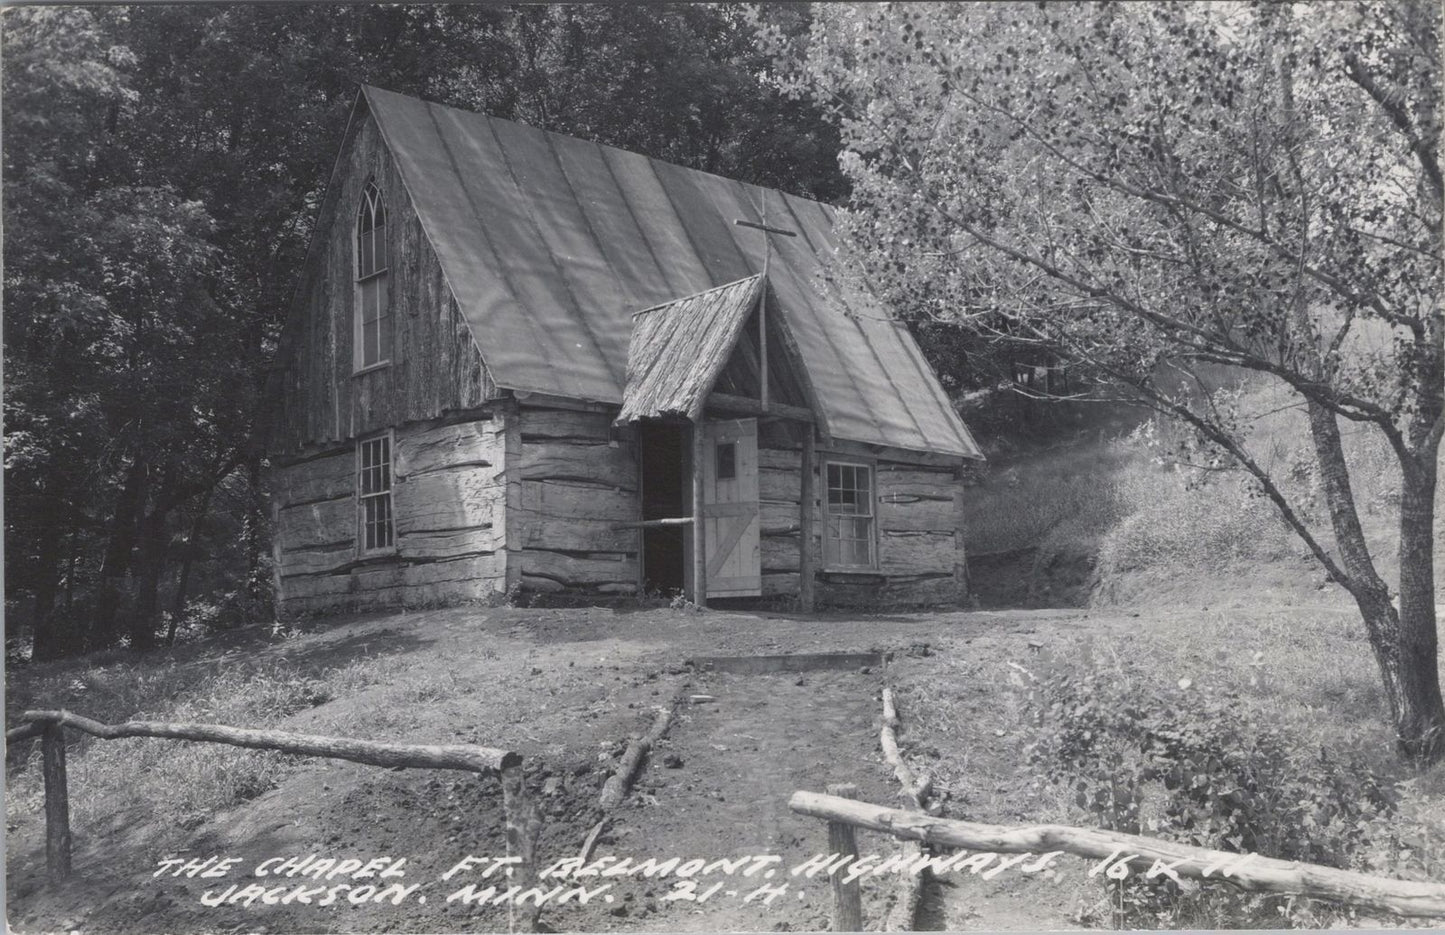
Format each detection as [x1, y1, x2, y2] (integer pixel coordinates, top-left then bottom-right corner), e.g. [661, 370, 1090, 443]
[281, 573, 356, 599]
[397, 419, 500, 477]
[401, 526, 497, 559]
[706, 392, 815, 423]
[19, 709, 520, 775]
[395, 472, 502, 532]
[516, 513, 638, 552]
[269, 451, 355, 505]
[349, 563, 406, 592]
[516, 549, 636, 590]
[762, 572, 800, 597]
[815, 574, 959, 607]
[788, 792, 1445, 919]
[762, 498, 802, 528]
[519, 408, 615, 442]
[878, 498, 957, 534]
[876, 462, 959, 479]
[518, 480, 636, 521]
[403, 554, 504, 587]
[277, 498, 354, 550]
[758, 448, 802, 471]
[760, 470, 803, 502]
[762, 535, 802, 573]
[277, 541, 354, 577]
[879, 530, 956, 573]
[7, 720, 44, 744]
[519, 440, 636, 490]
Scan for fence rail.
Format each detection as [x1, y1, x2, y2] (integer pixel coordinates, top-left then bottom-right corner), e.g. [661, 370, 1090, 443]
[7, 707, 538, 927]
[789, 790, 1445, 920]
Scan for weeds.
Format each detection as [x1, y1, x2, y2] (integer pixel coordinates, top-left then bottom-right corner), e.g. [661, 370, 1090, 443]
[1009, 619, 1444, 929]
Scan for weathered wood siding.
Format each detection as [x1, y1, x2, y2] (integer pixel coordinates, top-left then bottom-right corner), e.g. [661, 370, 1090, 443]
[271, 113, 495, 459]
[758, 442, 966, 606]
[512, 405, 640, 593]
[271, 413, 506, 616]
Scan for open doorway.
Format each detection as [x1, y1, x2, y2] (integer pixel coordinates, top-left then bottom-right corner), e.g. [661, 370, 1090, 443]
[639, 420, 688, 594]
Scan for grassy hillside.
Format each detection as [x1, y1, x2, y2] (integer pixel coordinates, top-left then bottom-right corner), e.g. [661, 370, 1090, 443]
[961, 386, 1444, 611]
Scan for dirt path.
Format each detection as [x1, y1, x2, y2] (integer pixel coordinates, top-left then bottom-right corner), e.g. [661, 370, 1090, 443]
[7, 604, 1116, 933]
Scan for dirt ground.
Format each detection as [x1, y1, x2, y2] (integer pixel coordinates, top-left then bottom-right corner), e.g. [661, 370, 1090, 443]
[5, 603, 1173, 933]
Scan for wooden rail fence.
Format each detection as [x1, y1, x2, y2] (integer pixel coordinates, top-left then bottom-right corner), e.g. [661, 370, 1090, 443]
[6, 709, 539, 927]
[789, 790, 1445, 923]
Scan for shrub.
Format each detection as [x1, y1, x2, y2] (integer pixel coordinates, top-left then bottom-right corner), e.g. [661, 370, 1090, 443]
[1018, 654, 1398, 928]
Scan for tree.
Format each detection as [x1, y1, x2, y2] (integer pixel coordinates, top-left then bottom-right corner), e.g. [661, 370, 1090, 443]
[4, 4, 847, 657]
[778, 2, 1444, 760]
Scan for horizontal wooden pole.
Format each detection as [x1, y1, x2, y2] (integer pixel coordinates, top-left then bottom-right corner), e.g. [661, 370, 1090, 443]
[19, 709, 521, 775]
[788, 791, 1445, 919]
[706, 392, 814, 423]
[7, 720, 45, 744]
[611, 517, 694, 530]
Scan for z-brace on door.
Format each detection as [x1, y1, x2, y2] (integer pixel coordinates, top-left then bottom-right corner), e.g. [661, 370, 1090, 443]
[701, 418, 762, 597]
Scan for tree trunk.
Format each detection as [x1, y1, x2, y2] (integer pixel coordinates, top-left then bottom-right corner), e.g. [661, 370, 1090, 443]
[91, 459, 148, 649]
[168, 486, 214, 645]
[1395, 451, 1445, 761]
[129, 503, 171, 652]
[241, 456, 269, 609]
[29, 510, 66, 661]
[1308, 402, 1445, 762]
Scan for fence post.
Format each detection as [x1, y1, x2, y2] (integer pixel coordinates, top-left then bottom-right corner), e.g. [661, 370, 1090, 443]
[42, 724, 72, 881]
[826, 782, 862, 932]
[500, 761, 542, 932]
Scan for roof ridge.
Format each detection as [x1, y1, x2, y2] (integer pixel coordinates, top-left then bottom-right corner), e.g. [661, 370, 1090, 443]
[359, 84, 837, 213]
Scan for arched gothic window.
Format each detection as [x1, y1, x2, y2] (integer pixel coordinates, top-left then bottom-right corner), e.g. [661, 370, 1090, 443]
[355, 181, 390, 369]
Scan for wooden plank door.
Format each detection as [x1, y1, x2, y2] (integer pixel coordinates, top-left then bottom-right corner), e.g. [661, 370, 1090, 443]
[701, 418, 761, 597]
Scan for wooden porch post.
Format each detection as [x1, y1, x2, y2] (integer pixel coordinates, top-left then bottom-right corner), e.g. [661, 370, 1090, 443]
[799, 430, 816, 612]
[691, 420, 708, 608]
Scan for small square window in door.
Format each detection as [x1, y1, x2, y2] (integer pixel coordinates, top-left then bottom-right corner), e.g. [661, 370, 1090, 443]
[716, 441, 736, 480]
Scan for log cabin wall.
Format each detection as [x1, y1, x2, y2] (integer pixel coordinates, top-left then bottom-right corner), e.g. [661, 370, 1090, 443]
[271, 112, 495, 460]
[270, 412, 508, 617]
[512, 405, 641, 594]
[758, 439, 967, 607]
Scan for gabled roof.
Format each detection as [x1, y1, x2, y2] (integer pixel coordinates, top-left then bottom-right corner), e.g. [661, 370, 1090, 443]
[360, 85, 982, 459]
[619, 275, 763, 424]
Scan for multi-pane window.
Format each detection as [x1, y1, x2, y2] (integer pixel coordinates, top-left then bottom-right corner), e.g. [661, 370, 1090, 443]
[358, 434, 394, 552]
[824, 462, 874, 567]
[355, 182, 391, 370]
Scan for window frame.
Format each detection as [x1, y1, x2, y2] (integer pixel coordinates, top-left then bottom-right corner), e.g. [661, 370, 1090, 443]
[822, 458, 878, 570]
[353, 180, 392, 375]
[356, 430, 397, 555]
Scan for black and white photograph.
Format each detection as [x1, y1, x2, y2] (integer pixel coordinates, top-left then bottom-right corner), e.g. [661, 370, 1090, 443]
[3, 3, 1442, 932]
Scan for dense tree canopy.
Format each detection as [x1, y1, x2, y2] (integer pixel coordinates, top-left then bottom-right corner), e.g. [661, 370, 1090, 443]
[778, 2, 1443, 759]
[3, 4, 847, 657]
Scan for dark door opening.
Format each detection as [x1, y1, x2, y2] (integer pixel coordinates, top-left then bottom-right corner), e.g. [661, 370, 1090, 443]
[639, 420, 687, 594]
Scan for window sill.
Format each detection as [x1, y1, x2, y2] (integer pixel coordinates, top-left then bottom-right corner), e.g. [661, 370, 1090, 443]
[356, 546, 400, 560]
[352, 360, 391, 378]
[820, 565, 881, 575]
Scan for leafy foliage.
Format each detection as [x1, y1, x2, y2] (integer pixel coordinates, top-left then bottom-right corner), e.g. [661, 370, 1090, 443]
[3, 5, 845, 658]
[1019, 655, 1397, 927]
[779, 1, 1445, 760]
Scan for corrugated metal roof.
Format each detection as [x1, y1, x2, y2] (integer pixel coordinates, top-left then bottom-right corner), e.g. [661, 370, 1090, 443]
[618, 275, 763, 424]
[363, 85, 983, 459]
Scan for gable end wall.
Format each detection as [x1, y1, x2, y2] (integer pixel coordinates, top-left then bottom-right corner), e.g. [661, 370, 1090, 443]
[271, 112, 496, 459]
